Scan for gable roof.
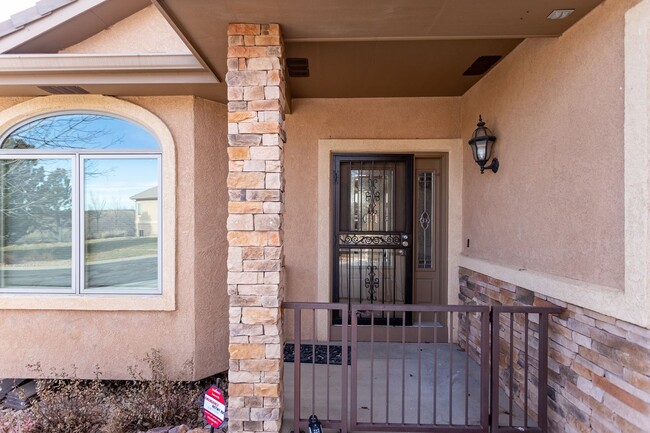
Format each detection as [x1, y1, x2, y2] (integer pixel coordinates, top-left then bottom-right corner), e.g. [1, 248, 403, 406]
[0, 0, 150, 54]
[130, 186, 158, 201]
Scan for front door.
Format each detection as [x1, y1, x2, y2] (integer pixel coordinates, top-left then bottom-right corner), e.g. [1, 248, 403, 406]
[332, 155, 413, 325]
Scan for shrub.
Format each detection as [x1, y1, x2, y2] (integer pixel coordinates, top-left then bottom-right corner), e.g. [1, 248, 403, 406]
[0, 409, 37, 433]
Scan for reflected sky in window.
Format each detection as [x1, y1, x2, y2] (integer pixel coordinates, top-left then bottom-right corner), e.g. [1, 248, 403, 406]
[1, 114, 159, 150]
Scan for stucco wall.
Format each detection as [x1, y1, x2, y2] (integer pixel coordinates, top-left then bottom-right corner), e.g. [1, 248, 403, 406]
[283, 97, 460, 303]
[60, 5, 190, 54]
[0, 96, 229, 380]
[192, 97, 230, 379]
[460, 0, 638, 290]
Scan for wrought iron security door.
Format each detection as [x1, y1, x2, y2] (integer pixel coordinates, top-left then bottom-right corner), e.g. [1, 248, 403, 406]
[333, 155, 413, 324]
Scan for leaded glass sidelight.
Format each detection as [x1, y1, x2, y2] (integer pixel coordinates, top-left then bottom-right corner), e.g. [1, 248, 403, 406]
[417, 172, 435, 269]
[0, 113, 162, 295]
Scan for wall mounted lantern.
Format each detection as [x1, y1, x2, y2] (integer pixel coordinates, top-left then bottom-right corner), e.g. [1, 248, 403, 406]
[468, 115, 499, 174]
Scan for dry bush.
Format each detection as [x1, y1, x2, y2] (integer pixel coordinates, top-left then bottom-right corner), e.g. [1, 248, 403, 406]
[20, 351, 215, 433]
[106, 350, 205, 432]
[0, 409, 37, 433]
[28, 364, 109, 433]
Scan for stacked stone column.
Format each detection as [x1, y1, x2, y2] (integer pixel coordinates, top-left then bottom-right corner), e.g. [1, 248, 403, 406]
[226, 23, 287, 433]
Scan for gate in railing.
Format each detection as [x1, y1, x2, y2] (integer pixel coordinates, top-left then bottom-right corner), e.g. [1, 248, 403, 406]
[282, 302, 562, 433]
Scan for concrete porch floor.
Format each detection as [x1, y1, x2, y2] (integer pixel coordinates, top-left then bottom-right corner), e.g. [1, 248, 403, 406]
[282, 343, 531, 432]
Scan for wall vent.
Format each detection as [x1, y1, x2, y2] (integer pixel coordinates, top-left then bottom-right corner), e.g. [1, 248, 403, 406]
[38, 85, 89, 95]
[286, 58, 309, 77]
[462, 56, 502, 76]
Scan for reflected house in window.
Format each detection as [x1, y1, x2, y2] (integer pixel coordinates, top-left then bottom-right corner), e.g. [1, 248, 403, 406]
[130, 186, 158, 237]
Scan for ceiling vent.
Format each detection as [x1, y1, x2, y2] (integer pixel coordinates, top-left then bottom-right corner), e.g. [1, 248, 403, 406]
[286, 58, 309, 78]
[462, 56, 502, 76]
[547, 9, 575, 20]
[38, 85, 89, 95]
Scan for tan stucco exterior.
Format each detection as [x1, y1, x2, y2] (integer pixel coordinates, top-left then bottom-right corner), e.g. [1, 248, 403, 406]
[0, 95, 229, 380]
[60, 5, 190, 54]
[283, 98, 461, 305]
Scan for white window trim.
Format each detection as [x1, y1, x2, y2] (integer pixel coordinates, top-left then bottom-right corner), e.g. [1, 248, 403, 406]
[0, 95, 176, 311]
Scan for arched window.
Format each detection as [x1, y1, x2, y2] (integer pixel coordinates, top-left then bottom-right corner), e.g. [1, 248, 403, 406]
[0, 113, 162, 295]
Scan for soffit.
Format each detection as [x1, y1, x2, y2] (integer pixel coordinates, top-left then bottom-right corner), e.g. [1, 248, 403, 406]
[158, 0, 604, 98]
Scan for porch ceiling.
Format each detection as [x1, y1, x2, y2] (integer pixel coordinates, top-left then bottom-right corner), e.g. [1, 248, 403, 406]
[158, 0, 604, 98]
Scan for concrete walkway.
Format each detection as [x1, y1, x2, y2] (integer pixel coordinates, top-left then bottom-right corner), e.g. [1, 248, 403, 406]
[283, 343, 530, 432]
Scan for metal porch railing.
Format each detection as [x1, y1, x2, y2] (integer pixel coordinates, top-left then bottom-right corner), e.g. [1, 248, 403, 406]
[282, 302, 562, 433]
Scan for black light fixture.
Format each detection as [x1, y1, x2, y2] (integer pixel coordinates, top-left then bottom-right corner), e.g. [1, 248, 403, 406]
[468, 115, 499, 174]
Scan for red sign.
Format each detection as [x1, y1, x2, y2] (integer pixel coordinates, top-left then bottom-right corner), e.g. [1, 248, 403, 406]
[204, 386, 226, 428]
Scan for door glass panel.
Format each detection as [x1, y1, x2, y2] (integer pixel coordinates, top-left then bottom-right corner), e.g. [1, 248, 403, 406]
[417, 172, 435, 269]
[0, 158, 72, 291]
[334, 156, 412, 318]
[83, 158, 159, 291]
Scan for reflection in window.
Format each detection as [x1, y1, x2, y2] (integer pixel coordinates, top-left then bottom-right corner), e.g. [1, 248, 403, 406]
[0, 113, 161, 295]
[0, 159, 72, 291]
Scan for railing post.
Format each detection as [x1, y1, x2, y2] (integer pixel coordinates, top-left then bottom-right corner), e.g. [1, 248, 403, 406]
[480, 309, 490, 432]
[490, 308, 500, 433]
[538, 312, 550, 433]
[350, 305, 358, 431]
[341, 304, 349, 433]
[293, 307, 301, 433]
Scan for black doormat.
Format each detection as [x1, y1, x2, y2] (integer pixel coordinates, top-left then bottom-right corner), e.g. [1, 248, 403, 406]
[283, 343, 351, 366]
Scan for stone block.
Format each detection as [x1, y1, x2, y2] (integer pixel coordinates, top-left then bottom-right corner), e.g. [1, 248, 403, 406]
[244, 260, 281, 272]
[267, 231, 282, 246]
[231, 324, 265, 336]
[231, 295, 263, 307]
[228, 101, 248, 111]
[228, 86, 244, 101]
[229, 201, 264, 214]
[262, 134, 280, 146]
[245, 396, 264, 408]
[250, 146, 281, 160]
[265, 343, 282, 359]
[229, 307, 242, 324]
[242, 247, 265, 259]
[228, 36, 244, 47]
[228, 407, 251, 421]
[229, 383, 255, 395]
[264, 420, 282, 432]
[263, 397, 282, 408]
[240, 359, 280, 372]
[250, 408, 280, 421]
[230, 343, 266, 360]
[226, 71, 268, 87]
[229, 370, 261, 383]
[263, 202, 282, 214]
[239, 122, 281, 134]
[254, 383, 280, 397]
[228, 147, 250, 161]
[229, 161, 244, 172]
[264, 247, 282, 260]
[243, 160, 267, 172]
[229, 396, 246, 408]
[264, 86, 280, 100]
[227, 172, 265, 189]
[254, 214, 281, 231]
[228, 231, 267, 247]
[244, 86, 265, 101]
[228, 24, 261, 36]
[263, 271, 281, 284]
[265, 173, 282, 190]
[265, 160, 282, 172]
[227, 271, 261, 285]
[247, 57, 281, 71]
[241, 307, 279, 324]
[250, 335, 281, 344]
[261, 296, 281, 308]
[244, 35, 256, 46]
[228, 123, 239, 134]
[227, 214, 254, 231]
[227, 46, 268, 59]
[230, 336, 249, 344]
[237, 284, 280, 296]
[228, 111, 257, 123]
[249, 99, 280, 111]
[255, 36, 281, 46]
[243, 421, 264, 431]
[246, 190, 281, 202]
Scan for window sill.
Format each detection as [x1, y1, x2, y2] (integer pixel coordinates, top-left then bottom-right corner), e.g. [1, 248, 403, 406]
[0, 292, 175, 311]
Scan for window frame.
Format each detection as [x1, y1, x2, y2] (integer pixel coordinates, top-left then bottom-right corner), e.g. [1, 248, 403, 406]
[0, 111, 163, 296]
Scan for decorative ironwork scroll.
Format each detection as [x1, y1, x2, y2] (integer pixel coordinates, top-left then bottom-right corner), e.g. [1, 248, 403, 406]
[339, 233, 401, 247]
